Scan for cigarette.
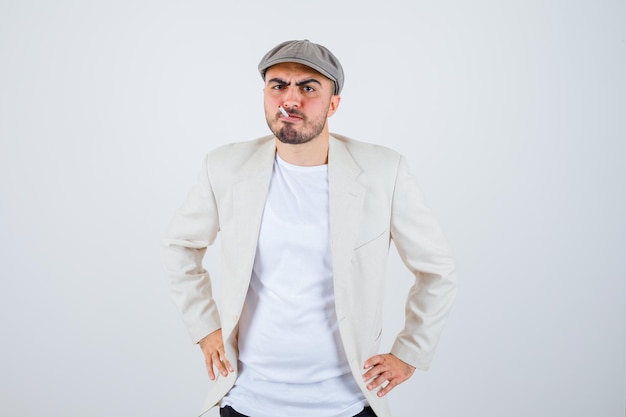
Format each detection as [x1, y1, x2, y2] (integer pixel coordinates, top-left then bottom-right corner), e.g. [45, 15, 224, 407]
[278, 106, 289, 117]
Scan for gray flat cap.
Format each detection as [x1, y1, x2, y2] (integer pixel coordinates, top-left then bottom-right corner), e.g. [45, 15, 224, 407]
[258, 39, 344, 95]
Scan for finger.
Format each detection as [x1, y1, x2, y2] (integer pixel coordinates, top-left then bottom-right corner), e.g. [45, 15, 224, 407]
[366, 371, 392, 391]
[363, 355, 387, 378]
[362, 364, 386, 382]
[221, 355, 235, 373]
[363, 354, 384, 369]
[212, 351, 228, 377]
[215, 347, 234, 373]
[376, 379, 398, 397]
[205, 356, 216, 381]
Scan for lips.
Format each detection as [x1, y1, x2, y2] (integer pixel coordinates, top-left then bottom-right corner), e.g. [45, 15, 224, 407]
[279, 111, 304, 122]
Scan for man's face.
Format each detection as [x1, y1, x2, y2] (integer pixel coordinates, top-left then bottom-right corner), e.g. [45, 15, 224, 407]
[263, 62, 340, 145]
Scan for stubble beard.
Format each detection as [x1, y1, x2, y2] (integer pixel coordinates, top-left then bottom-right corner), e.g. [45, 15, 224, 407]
[268, 110, 327, 145]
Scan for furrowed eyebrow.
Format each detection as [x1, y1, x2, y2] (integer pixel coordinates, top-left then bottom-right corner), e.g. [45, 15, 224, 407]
[268, 78, 288, 85]
[295, 78, 322, 87]
[266, 78, 323, 87]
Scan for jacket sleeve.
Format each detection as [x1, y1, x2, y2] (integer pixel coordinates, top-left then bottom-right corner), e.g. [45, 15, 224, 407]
[161, 154, 222, 343]
[389, 156, 457, 371]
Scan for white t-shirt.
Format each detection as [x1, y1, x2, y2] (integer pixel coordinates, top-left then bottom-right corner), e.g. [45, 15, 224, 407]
[222, 154, 366, 417]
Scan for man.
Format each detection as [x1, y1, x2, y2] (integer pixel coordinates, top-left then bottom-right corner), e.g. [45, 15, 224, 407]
[163, 40, 457, 417]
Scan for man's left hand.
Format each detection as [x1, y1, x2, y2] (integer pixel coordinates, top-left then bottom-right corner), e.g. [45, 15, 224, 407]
[363, 353, 416, 397]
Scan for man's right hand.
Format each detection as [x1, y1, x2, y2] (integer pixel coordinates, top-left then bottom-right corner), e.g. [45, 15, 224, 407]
[198, 328, 234, 381]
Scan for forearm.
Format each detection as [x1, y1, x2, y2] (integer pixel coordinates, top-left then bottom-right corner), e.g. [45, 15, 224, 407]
[390, 268, 457, 370]
[162, 154, 222, 342]
[163, 243, 222, 342]
[390, 156, 458, 369]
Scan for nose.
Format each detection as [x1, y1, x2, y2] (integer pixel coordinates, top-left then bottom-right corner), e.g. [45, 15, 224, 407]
[282, 86, 301, 109]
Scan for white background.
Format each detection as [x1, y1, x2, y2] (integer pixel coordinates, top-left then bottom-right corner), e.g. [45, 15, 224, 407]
[0, 1, 624, 416]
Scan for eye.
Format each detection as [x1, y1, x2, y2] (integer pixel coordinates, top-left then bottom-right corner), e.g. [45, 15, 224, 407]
[302, 85, 315, 92]
[272, 84, 284, 90]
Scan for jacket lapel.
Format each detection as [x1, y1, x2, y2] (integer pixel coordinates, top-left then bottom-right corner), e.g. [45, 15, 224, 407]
[328, 136, 365, 300]
[229, 138, 276, 320]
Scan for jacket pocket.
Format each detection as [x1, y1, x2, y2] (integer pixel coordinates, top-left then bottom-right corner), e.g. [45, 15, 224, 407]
[373, 327, 383, 342]
[354, 230, 387, 251]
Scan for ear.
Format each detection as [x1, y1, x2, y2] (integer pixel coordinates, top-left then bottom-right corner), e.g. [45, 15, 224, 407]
[327, 95, 341, 118]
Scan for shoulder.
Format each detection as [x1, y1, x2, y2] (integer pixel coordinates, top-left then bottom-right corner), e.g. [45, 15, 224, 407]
[203, 135, 274, 170]
[330, 133, 403, 167]
[206, 135, 274, 161]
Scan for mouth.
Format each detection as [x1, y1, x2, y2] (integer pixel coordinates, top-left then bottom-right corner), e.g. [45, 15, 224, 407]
[278, 111, 304, 123]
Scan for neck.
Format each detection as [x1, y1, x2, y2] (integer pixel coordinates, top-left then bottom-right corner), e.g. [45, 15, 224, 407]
[275, 133, 330, 166]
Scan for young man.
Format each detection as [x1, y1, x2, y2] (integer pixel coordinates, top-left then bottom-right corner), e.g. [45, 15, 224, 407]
[163, 39, 457, 417]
